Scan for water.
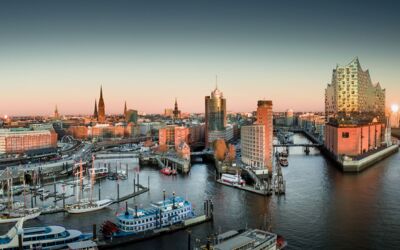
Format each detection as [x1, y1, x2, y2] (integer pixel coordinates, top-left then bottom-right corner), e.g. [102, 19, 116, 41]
[1, 133, 400, 249]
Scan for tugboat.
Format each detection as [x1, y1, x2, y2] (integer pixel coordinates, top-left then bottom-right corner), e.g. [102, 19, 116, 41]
[101, 192, 194, 238]
[0, 218, 94, 249]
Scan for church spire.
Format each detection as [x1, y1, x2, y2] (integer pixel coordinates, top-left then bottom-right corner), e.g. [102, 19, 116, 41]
[54, 105, 59, 119]
[93, 99, 98, 118]
[124, 101, 127, 116]
[98, 85, 105, 123]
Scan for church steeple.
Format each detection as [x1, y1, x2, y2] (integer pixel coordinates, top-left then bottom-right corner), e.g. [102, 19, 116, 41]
[124, 101, 127, 117]
[98, 85, 105, 123]
[54, 105, 59, 119]
[93, 99, 98, 118]
[173, 98, 180, 120]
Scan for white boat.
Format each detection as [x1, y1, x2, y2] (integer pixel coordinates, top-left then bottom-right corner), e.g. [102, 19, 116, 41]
[0, 169, 41, 224]
[66, 199, 113, 214]
[0, 218, 94, 250]
[66, 159, 113, 214]
[221, 173, 245, 186]
[0, 208, 41, 224]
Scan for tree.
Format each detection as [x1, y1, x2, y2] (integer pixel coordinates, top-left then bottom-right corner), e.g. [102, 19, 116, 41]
[226, 144, 236, 163]
[213, 139, 227, 161]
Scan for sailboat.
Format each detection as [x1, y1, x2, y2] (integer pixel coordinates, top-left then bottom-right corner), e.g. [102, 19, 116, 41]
[0, 169, 41, 224]
[66, 158, 113, 214]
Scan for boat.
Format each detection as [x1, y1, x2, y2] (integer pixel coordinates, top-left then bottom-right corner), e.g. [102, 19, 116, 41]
[93, 166, 109, 179]
[66, 159, 113, 214]
[66, 199, 113, 214]
[279, 151, 288, 158]
[160, 167, 172, 176]
[101, 193, 194, 238]
[221, 173, 245, 186]
[0, 218, 94, 250]
[279, 157, 289, 167]
[0, 207, 41, 224]
[171, 169, 177, 175]
[200, 228, 287, 250]
[0, 169, 42, 224]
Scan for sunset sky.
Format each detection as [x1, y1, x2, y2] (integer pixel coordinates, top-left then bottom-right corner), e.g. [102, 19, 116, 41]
[0, 0, 399, 116]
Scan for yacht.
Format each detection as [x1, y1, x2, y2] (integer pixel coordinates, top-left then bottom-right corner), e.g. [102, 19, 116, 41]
[0, 219, 93, 249]
[0, 207, 41, 224]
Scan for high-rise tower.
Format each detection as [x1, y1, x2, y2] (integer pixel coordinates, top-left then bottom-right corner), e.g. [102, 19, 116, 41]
[205, 83, 227, 146]
[98, 86, 105, 123]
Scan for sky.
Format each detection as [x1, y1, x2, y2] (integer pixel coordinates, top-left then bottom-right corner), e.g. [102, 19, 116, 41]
[0, 0, 399, 116]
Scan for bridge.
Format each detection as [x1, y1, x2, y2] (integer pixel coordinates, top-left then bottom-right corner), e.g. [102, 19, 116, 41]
[273, 143, 322, 148]
[190, 149, 214, 156]
[93, 136, 152, 151]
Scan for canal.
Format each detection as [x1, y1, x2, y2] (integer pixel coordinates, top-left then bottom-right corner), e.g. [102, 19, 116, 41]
[1, 133, 399, 249]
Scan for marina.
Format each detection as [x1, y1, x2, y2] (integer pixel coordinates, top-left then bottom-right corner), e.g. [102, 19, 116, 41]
[0, 134, 399, 249]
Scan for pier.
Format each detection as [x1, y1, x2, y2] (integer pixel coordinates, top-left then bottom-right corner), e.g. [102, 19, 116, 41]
[141, 154, 191, 174]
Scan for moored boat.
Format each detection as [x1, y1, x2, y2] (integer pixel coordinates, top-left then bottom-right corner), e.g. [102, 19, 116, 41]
[160, 167, 172, 176]
[0, 218, 94, 250]
[279, 157, 289, 167]
[0, 207, 41, 224]
[66, 199, 113, 214]
[101, 193, 194, 238]
[67, 158, 113, 214]
[221, 173, 245, 186]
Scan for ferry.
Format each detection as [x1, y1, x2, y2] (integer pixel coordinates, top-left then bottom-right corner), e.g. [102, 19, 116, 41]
[101, 194, 194, 238]
[201, 228, 287, 250]
[0, 219, 93, 249]
[221, 173, 245, 186]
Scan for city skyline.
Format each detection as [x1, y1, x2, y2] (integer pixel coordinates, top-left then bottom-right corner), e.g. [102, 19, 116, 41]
[1, 0, 400, 116]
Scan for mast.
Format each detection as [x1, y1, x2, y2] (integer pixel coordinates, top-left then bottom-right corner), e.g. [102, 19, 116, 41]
[80, 159, 83, 202]
[90, 155, 95, 202]
[10, 169, 14, 210]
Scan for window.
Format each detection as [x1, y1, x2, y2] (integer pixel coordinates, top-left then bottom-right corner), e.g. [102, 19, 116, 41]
[342, 132, 350, 138]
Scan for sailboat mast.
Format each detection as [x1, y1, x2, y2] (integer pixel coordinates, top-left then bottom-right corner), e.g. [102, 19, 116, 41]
[80, 159, 83, 201]
[90, 155, 95, 202]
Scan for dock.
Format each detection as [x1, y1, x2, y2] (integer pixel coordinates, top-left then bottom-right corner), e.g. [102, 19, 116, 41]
[96, 200, 214, 249]
[216, 179, 272, 196]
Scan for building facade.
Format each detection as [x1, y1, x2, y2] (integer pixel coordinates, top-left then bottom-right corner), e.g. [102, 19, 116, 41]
[205, 86, 227, 146]
[0, 127, 57, 154]
[324, 58, 388, 160]
[255, 100, 273, 170]
[325, 57, 385, 119]
[241, 125, 266, 168]
[325, 122, 384, 158]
